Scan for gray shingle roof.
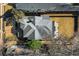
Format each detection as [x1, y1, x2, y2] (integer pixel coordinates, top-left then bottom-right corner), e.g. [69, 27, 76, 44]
[15, 3, 79, 12]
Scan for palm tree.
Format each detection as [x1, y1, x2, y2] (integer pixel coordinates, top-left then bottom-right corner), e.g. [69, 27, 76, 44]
[0, 7, 26, 41]
[0, 8, 25, 25]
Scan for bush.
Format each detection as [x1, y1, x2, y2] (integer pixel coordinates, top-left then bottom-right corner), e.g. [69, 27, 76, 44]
[46, 36, 73, 56]
[27, 40, 42, 50]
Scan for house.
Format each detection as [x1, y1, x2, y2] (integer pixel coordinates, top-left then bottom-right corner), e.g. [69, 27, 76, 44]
[1, 3, 79, 40]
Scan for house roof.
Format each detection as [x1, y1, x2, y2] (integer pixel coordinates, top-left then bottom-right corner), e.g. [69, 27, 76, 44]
[15, 3, 79, 13]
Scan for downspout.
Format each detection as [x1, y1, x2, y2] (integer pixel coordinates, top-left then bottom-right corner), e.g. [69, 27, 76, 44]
[74, 15, 78, 33]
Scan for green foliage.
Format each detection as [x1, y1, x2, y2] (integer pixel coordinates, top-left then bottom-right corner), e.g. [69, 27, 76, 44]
[27, 40, 42, 50]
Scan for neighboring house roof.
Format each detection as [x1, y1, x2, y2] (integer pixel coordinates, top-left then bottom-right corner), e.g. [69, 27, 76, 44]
[15, 3, 79, 13]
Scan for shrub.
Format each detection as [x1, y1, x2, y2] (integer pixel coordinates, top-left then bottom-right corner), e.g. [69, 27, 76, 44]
[27, 40, 42, 50]
[46, 36, 73, 56]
